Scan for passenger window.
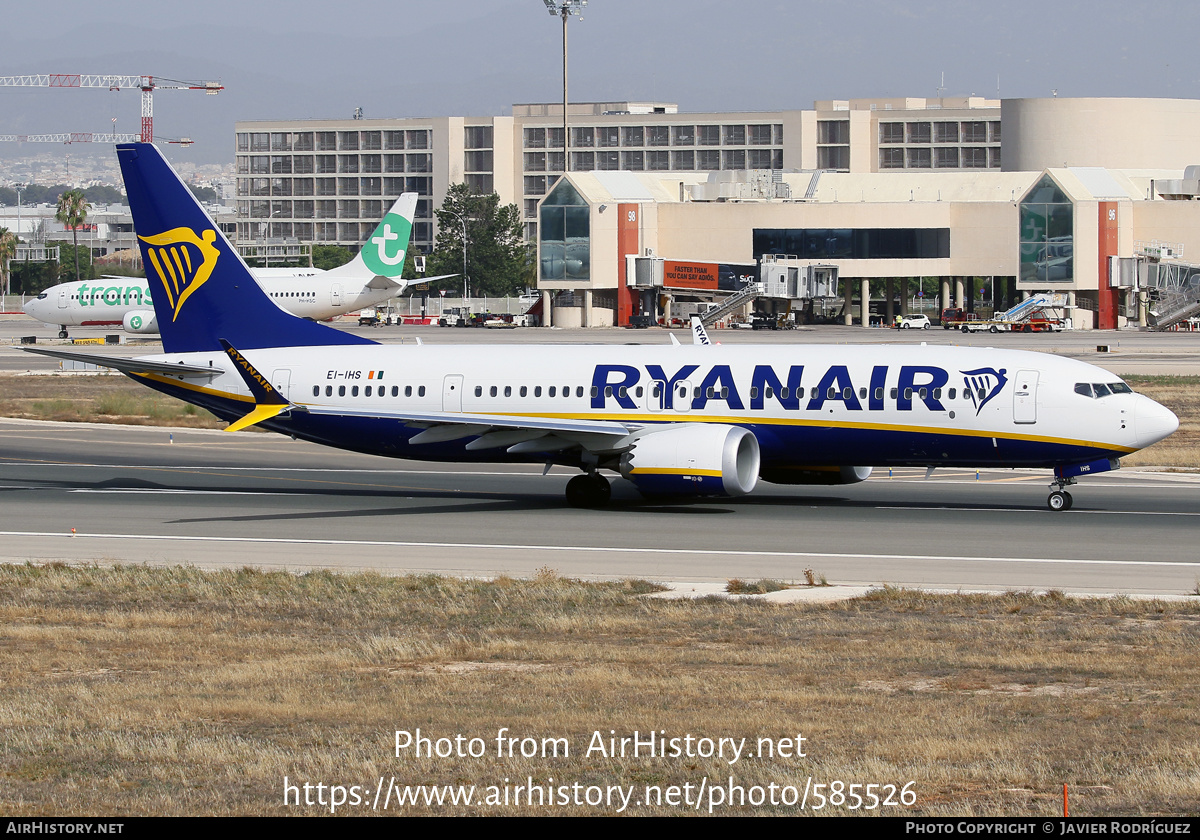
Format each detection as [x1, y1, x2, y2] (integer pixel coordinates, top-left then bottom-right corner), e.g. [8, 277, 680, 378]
[750, 387, 759, 399]
[619, 386, 628, 398]
[828, 387, 836, 399]
[843, 387, 852, 400]
[948, 388, 956, 399]
[904, 388, 912, 400]
[365, 386, 372, 396]
[338, 385, 346, 396]
[490, 386, 497, 397]
[721, 388, 729, 399]
[418, 386, 425, 397]
[380, 388, 386, 398]
[890, 388, 898, 399]
[312, 386, 319, 397]
[918, 388, 927, 399]
[576, 386, 583, 397]
[520, 386, 527, 397]
[780, 387, 789, 399]
[352, 385, 359, 397]
[535, 386, 542, 397]
[933, 388, 941, 399]
[706, 387, 714, 398]
[326, 385, 333, 396]
[391, 386, 398, 397]
[605, 386, 613, 397]
[549, 386, 556, 397]
[635, 386, 643, 398]
[811, 387, 819, 399]
[874, 388, 884, 400]
[504, 386, 512, 397]
[859, 387, 867, 399]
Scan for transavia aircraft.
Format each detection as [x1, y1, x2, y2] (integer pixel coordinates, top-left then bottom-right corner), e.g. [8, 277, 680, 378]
[25, 143, 1179, 511]
[23, 193, 453, 338]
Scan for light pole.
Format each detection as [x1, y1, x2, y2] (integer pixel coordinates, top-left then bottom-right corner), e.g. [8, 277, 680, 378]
[442, 208, 469, 301]
[543, 0, 586, 175]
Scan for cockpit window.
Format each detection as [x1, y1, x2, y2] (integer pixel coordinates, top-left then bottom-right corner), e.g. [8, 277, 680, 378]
[1076, 382, 1131, 399]
[36, 293, 47, 300]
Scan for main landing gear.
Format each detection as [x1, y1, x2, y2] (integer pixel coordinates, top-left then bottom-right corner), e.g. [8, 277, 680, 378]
[565, 472, 611, 509]
[1047, 476, 1077, 511]
[58, 328, 69, 339]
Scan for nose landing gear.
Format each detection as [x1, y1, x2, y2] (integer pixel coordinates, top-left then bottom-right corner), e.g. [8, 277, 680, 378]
[1047, 476, 1077, 511]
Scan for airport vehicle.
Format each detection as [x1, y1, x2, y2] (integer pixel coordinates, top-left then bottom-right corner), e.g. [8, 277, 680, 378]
[958, 316, 1066, 334]
[940, 308, 977, 328]
[25, 144, 1180, 513]
[23, 193, 454, 337]
[897, 314, 930, 330]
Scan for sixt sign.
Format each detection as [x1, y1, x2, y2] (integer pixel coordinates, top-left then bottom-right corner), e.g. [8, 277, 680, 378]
[590, 364, 1009, 413]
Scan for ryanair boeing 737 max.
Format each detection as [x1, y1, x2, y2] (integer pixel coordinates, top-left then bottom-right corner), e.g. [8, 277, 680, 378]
[24, 144, 1179, 511]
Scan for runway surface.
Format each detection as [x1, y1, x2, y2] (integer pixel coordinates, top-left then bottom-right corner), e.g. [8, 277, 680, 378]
[2, 418, 1198, 597]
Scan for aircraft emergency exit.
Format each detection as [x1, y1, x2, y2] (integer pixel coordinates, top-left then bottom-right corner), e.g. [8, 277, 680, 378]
[24, 144, 1180, 511]
[23, 193, 454, 337]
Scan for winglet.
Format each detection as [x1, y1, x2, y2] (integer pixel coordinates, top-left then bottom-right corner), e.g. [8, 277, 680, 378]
[690, 314, 712, 346]
[219, 339, 289, 432]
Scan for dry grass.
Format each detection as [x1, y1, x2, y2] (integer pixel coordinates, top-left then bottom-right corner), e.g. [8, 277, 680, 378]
[1120, 376, 1200, 467]
[1, 564, 1198, 816]
[0, 374, 223, 428]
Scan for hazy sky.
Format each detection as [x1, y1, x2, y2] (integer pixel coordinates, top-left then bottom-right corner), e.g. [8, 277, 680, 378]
[2, 0, 1198, 168]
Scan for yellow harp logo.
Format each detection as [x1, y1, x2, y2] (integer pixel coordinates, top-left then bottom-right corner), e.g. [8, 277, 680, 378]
[138, 227, 220, 321]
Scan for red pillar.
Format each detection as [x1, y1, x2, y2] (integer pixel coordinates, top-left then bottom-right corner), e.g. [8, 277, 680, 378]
[616, 203, 639, 326]
[1097, 201, 1119, 330]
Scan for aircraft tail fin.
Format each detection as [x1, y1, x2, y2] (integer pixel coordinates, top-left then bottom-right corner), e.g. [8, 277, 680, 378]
[328, 193, 418, 289]
[116, 142, 374, 354]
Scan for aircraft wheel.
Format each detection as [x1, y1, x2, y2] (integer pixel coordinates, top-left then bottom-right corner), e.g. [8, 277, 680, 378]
[58, 329, 68, 339]
[1047, 490, 1071, 512]
[566, 474, 611, 509]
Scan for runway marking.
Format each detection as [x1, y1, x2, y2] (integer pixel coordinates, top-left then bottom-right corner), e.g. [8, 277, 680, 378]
[1, 531, 1197, 568]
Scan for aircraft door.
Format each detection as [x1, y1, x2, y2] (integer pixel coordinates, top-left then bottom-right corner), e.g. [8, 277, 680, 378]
[1013, 370, 1038, 424]
[442, 374, 464, 412]
[271, 368, 292, 401]
[331, 284, 343, 307]
[58, 288, 69, 309]
[645, 380, 666, 413]
[673, 380, 693, 414]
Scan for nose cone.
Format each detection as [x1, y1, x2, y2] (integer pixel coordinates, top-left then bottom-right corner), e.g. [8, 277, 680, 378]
[1134, 396, 1179, 449]
[22, 298, 44, 319]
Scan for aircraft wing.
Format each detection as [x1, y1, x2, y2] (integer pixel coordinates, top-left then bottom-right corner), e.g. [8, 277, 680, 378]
[21, 347, 221, 379]
[301, 403, 641, 454]
[364, 273, 458, 291]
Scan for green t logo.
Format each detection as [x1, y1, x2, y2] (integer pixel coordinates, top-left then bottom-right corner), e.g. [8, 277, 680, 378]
[362, 213, 411, 277]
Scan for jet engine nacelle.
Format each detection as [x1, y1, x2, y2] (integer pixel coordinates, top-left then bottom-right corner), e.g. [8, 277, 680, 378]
[122, 310, 159, 334]
[760, 465, 873, 485]
[619, 423, 760, 497]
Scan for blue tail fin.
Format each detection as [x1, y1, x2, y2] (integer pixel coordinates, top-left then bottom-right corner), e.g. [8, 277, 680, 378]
[117, 142, 374, 354]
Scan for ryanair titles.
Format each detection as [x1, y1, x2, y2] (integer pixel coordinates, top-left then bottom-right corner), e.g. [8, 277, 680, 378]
[589, 363, 1008, 414]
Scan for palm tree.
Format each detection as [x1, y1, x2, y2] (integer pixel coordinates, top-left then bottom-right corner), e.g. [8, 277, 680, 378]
[55, 190, 90, 283]
[0, 227, 15, 297]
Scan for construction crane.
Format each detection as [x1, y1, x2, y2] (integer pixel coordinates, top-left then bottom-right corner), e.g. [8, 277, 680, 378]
[0, 75, 222, 143]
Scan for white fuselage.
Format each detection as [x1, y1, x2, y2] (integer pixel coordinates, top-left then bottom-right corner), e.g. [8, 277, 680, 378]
[24, 272, 402, 329]
[135, 341, 1177, 470]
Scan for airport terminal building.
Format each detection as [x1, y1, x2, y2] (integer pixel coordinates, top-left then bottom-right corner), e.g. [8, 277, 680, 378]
[234, 96, 1200, 329]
